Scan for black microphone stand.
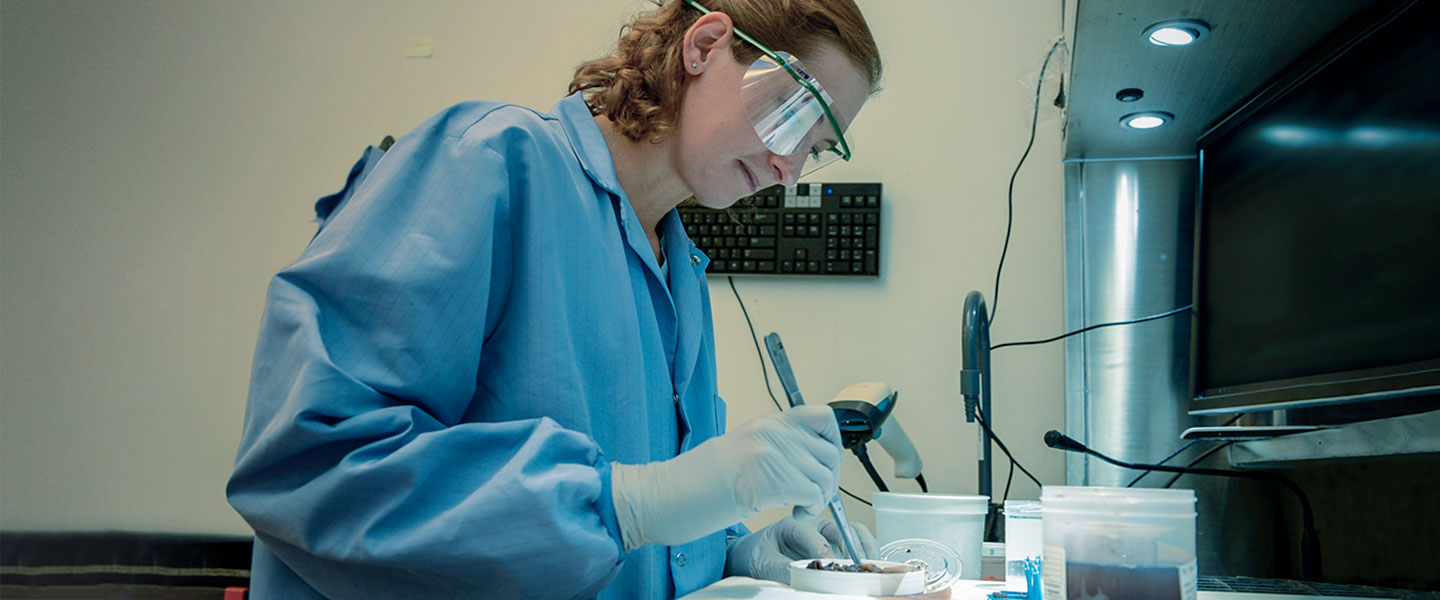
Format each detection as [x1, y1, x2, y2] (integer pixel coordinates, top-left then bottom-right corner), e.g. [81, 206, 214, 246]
[1044, 430, 1322, 581]
[961, 291, 996, 539]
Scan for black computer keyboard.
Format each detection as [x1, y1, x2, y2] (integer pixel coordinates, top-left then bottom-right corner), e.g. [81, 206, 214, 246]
[678, 182, 882, 276]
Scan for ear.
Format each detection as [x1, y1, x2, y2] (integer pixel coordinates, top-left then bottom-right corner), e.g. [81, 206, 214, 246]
[682, 12, 734, 74]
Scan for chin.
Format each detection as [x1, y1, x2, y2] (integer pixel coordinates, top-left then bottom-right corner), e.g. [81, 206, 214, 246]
[693, 193, 742, 210]
[689, 185, 746, 210]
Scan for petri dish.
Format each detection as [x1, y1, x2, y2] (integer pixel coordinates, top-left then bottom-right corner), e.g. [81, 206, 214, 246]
[878, 538, 964, 593]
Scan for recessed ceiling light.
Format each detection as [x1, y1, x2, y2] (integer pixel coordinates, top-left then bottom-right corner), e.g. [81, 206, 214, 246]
[1143, 19, 1211, 46]
[1116, 88, 1144, 102]
[1121, 111, 1174, 129]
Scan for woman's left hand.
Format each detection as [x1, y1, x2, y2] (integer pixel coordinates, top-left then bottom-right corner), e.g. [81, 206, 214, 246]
[724, 516, 878, 583]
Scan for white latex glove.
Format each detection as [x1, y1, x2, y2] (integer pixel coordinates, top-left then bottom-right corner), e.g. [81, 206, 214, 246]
[724, 517, 881, 583]
[611, 405, 842, 552]
[817, 518, 879, 561]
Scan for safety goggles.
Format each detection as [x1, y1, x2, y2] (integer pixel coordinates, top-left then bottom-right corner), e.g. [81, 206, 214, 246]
[682, 0, 852, 176]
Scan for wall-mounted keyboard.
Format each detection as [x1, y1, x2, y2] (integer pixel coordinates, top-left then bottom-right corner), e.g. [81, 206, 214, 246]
[678, 182, 882, 277]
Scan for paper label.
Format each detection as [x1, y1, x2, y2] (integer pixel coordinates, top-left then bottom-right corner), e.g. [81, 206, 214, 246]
[1179, 559, 1198, 600]
[1041, 544, 1065, 600]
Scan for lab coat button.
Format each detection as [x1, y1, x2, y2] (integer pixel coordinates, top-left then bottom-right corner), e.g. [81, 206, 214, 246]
[675, 552, 687, 566]
[691, 254, 701, 266]
[673, 392, 681, 404]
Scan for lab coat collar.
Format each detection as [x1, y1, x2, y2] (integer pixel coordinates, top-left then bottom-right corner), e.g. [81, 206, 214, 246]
[550, 93, 626, 199]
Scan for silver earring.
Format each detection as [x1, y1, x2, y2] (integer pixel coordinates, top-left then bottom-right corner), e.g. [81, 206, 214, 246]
[692, 61, 699, 69]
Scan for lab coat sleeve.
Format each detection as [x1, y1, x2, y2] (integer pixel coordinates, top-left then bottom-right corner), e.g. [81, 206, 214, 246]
[227, 119, 624, 599]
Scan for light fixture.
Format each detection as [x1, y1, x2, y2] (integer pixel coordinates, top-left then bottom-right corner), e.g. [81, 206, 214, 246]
[1143, 19, 1211, 46]
[1121, 111, 1174, 129]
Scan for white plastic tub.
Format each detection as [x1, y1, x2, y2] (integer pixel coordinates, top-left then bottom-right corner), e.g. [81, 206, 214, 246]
[873, 492, 988, 580]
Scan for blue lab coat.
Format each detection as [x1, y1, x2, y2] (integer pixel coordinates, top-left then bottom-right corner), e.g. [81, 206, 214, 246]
[227, 93, 739, 599]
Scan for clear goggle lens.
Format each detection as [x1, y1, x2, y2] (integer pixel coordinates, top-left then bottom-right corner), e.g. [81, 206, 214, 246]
[741, 51, 850, 176]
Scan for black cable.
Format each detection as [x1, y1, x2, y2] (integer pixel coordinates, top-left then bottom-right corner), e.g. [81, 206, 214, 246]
[729, 277, 785, 412]
[1046, 431, 1321, 580]
[1162, 441, 1234, 489]
[974, 408, 1043, 489]
[915, 473, 929, 493]
[990, 305, 1192, 351]
[854, 445, 889, 493]
[729, 276, 872, 506]
[1001, 453, 1016, 504]
[1155, 440, 1324, 579]
[840, 486, 873, 507]
[974, 404, 1039, 543]
[990, 38, 1065, 327]
[1126, 414, 1242, 488]
[1125, 440, 1202, 487]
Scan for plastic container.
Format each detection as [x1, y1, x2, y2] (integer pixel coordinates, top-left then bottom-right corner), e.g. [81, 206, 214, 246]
[1004, 500, 1043, 590]
[1040, 486, 1197, 600]
[873, 492, 988, 580]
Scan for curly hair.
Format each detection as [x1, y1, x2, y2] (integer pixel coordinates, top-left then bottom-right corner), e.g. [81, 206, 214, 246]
[569, 0, 882, 144]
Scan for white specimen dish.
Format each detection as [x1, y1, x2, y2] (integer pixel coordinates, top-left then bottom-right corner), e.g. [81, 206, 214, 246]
[787, 559, 926, 596]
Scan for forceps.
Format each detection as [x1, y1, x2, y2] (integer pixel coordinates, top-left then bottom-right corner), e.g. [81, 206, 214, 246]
[763, 332, 868, 566]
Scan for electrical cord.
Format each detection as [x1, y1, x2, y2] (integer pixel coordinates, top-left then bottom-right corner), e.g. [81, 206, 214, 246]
[1162, 441, 1235, 489]
[1045, 430, 1321, 580]
[990, 305, 1193, 351]
[840, 487, 873, 507]
[854, 444, 888, 493]
[990, 37, 1066, 327]
[980, 38, 1066, 522]
[974, 407, 1043, 491]
[977, 407, 1044, 542]
[729, 276, 785, 413]
[1125, 414, 1242, 488]
[728, 276, 873, 507]
[1152, 440, 1319, 580]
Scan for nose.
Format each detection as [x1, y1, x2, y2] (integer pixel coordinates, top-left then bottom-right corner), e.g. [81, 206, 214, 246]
[768, 152, 804, 186]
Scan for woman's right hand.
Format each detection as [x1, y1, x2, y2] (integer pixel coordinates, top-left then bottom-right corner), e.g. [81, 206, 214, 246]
[610, 405, 842, 551]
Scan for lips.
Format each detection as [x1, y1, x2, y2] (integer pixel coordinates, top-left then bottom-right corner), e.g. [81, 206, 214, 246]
[739, 161, 759, 195]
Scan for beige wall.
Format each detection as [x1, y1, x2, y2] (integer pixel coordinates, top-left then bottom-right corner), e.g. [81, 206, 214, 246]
[0, 0, 1066, 536]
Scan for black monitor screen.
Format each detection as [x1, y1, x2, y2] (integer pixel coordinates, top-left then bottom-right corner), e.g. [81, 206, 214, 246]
[1193, 1, 1440, 412]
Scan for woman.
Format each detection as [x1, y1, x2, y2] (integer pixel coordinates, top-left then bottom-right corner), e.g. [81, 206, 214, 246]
[227, 1, 883, 598]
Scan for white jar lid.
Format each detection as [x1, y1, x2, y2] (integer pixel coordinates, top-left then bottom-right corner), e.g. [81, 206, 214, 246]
[873, 492, 990, 514]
